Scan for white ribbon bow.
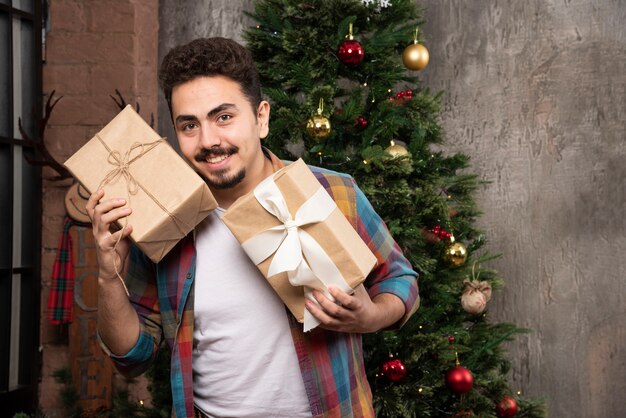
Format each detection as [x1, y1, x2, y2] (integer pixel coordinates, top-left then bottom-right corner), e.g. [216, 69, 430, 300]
[241, 173, 353, 331]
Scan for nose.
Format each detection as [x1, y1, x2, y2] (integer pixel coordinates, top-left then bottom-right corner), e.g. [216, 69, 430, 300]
[199, 124, 221, 148]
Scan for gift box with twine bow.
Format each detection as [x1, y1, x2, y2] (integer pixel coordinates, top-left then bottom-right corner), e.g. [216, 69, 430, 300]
[64, 105, 217, 263]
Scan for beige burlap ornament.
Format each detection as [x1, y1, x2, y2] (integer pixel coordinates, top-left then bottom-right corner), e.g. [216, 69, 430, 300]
[461, 278, 492, 314]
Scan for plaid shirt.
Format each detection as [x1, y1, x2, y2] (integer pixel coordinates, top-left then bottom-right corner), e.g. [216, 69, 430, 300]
[102, 150, 419, 418]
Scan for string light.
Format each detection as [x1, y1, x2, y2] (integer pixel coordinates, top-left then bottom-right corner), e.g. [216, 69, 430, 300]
[363, 159, 368, 164]
[139, 400, 144, 407]
[417, 387, 423, 393]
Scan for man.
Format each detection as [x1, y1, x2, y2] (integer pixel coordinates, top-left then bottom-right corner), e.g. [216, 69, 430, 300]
[87, 37, 419, 418]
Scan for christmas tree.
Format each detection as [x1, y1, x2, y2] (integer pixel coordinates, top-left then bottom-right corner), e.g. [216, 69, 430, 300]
[245, 0, 546, 416]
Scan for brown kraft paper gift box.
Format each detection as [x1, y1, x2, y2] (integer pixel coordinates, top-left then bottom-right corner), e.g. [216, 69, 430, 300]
[222, 158, 377, 326]
[64, 105, 217, 263]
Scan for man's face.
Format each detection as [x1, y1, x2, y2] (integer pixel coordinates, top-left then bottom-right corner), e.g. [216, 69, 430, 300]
[171, 76, 270, 200]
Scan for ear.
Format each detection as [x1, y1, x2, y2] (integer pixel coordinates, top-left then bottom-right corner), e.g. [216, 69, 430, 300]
[257, 101, 270, 139]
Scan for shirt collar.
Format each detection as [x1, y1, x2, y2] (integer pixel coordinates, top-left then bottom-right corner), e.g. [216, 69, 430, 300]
[262, 146, 286, 172]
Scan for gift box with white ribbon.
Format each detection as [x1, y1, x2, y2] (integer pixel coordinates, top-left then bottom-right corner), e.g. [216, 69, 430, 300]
[222, 159, 377, 331]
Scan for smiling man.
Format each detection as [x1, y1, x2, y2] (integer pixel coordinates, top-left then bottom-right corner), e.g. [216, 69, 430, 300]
[172, 74, 274, 208]
[87, 37, 419, 418]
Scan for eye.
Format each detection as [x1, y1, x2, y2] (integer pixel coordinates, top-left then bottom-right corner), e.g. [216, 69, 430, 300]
[217, 114, 232, 123]
[181, 122, 197, 131]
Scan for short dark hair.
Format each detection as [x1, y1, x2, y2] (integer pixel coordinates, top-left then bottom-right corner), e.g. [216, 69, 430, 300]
[159, 37, 262, 114]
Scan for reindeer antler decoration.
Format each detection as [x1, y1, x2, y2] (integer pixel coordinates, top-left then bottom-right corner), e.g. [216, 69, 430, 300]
[20, 90, 156, 182]
[110, 89, 155, 128]
[19, 90, 72, 181]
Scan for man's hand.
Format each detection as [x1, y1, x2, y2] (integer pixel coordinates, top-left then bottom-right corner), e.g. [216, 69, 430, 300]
[86, 189, 141, 356]
[304, 285, 405, 333]
[86, 189, 134, 281]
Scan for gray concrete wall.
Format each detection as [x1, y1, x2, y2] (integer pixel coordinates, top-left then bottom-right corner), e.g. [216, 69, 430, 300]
[157, 0, 256, 148]
[158, 1, 626, 416]
[419, 1, 626, 416]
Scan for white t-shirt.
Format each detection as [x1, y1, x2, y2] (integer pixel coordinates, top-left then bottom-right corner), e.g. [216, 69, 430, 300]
[192, 208, 311, 418]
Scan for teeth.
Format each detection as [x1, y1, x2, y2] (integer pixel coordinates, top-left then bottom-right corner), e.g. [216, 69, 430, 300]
[206, 154, 229, 164]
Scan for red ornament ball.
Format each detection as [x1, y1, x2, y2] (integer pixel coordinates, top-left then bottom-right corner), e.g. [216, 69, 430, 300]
[380, 358, 407, 382]
[445, 365, 474, 394]
[338, 39, 364, 66]
[355, 116, 368, 128]
[496, 395, 518, 417]
[448, 336, 455, 344]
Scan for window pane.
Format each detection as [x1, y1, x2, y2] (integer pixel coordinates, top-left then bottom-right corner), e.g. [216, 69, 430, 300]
[12, 0, 33, 14]
[9, 272, 20, 390]
[20, 145, 38, 267]
[18, 270, 34, 385]
[12, 146, 21, 267]
[0, 13, 10, 138]
[0, 270, 10, 392]
[20, 17, 35, 139]
[14, 16, 35, 140]
[0, 144, 10, 270]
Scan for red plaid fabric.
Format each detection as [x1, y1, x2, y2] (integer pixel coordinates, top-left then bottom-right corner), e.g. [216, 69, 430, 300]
[47, 216, 88, 324]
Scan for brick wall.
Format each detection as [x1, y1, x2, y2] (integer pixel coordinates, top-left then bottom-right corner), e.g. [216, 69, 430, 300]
[40, 1, 159, 416]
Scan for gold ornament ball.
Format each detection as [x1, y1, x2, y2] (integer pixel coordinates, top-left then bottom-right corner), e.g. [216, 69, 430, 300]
[385, 144, 410, 157]
[306, 115, 331, 139]
[384, 143, 412, 167]
[402, 43, 429, 71]
[443, 241, 467, 267]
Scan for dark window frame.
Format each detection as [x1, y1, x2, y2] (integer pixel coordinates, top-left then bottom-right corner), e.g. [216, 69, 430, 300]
[0, 0, 43, 415]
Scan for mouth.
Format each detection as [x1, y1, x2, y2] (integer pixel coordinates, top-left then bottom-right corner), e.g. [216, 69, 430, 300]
[205, 154, 230, 164]
[195, 147, 238, 166]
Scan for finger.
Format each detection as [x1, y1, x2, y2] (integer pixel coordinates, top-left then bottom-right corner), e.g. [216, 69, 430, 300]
[99, 205, 132, 228]
[85, 189, 105, 217]
[93, 200, 130, 233]
[305, 298, 339, 326]
[312, 290, 344, 318]
[327, 286, 358, 311]
[112, 223, 132, 238]
[93, 197, 128, 217]
[98, 225, 132, 255]
[101, 224, 133, 250]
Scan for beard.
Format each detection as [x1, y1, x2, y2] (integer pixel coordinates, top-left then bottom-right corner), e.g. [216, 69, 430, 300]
[194, 146, 246, 190]
[202, 167, 246, 190]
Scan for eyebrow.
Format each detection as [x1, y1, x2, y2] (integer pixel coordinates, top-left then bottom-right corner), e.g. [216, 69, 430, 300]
[174, 103, 238, 125]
